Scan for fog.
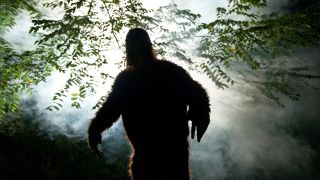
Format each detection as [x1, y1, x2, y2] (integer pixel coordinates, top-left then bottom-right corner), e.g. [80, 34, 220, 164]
[2, 0, 320, 179]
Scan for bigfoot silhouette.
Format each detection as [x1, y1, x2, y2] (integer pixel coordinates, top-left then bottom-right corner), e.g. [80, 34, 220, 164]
[88, 28, 210, 180]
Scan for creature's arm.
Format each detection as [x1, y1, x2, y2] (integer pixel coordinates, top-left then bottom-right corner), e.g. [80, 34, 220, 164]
[170, 62, 210, 142]
[187, 80, 210, 142]
[88, 72, 126, 156]
[182, 72, 210, 142]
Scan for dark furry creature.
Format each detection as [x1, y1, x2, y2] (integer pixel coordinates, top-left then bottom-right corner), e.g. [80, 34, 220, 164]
[88, 28, 210, 180]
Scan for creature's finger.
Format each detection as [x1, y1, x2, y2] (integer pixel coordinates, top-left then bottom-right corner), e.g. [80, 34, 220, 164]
[96, 150, 105, 157]
[92, 147, 105, 157]
[191, 122, 196, 139]
[197, 131, 204, 142]
[197, 123, 209, 142]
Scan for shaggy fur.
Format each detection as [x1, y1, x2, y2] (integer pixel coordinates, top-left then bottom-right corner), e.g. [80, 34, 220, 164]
[88, 60, 210, 180]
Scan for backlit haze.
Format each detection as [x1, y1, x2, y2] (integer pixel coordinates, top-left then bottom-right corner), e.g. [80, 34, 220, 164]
[1, 0, 319, 179]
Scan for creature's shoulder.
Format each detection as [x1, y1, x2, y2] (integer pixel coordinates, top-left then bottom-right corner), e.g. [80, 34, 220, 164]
[112, 70, 133, 87]
[154, 60, 189, 75]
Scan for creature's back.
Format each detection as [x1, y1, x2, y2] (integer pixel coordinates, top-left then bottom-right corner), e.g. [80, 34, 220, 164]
[120, 60, 192, 180]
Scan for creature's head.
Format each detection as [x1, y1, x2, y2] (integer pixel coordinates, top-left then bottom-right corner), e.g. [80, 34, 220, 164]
[125, 28, 156, 67]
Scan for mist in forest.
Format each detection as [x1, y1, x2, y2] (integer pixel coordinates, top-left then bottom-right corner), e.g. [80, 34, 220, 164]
[1, 0, 320, 179]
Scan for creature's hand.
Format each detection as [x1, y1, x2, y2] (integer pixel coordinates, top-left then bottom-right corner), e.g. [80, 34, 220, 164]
[191, 120, 209, 142]
[88, 132, 104, 157]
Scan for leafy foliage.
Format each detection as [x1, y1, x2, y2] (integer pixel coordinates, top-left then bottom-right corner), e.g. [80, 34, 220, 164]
[30, 0, 158, 112]
[197, 0, 320, 105]
[0, 0, 40, 30]
[0, 0, 54, 119]
[0, 0, 320, 120]
[151, 2, 201, 63]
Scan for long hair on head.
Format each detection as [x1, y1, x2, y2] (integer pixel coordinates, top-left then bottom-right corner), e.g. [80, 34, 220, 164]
[125, 28, 156, 68]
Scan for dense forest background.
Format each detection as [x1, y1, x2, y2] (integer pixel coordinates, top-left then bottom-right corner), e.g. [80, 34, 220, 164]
[1, 0, 320, 179]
